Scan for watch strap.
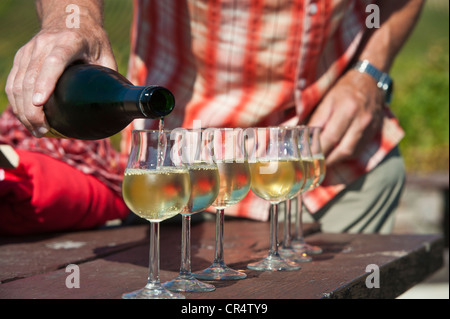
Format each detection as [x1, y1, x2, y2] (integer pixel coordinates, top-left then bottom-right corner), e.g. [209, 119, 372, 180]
[353, 60, 393, 104]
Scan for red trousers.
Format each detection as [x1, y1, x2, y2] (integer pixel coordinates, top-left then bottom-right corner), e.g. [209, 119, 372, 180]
[0, 149, 129, 235]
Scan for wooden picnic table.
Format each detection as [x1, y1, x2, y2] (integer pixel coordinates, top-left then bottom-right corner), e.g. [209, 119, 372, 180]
[0, 217, 444, 300]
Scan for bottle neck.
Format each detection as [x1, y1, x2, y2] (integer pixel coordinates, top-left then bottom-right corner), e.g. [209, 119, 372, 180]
[139, 86, 175, 118]
[123, 86, 175, 119]
[122, 86, 148, 118]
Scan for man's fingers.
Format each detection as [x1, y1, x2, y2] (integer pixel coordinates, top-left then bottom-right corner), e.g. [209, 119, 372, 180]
[324, 103, 377, 166]
[309, 100, 351, 158]
[98, 52, 118, 72]
[12, 45, 36, 134]
[325, 122, 362, 165]
[22, 44, 53, 135]
[33, 46, 75, 104]
[5, 49, 22, 113]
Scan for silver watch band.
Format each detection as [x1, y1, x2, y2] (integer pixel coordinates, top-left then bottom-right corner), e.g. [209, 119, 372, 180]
[353, 60, 393, 104]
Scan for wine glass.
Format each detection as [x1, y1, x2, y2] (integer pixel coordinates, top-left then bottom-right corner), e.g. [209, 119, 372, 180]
[163, 128, 219, 292]
[292, 126, 325, 254]
[279, 126, 314, 263]
[121, 129, 191, 299]
[246, 126, 301, 271]
[194, 128, 251, 280]
[310, 126, 326, 189]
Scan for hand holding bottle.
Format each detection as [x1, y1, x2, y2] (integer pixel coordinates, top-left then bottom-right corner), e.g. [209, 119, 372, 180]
[5, 0, 116, 137]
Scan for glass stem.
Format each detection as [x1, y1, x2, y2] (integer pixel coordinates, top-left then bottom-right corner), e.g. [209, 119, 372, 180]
[269, 203, 281, 258]
[213, 208, 225, 266]
[294, 195, 306, 244]
[146, 222, 161, 288]
[179, 214, 191, 278]
[282, 200, 292, 249]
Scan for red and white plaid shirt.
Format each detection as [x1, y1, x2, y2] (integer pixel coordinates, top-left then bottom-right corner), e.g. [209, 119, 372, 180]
[123, 0, 404, 220]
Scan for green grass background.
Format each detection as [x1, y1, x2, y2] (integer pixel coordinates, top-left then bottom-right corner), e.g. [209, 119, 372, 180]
[0, 0, 448, 173]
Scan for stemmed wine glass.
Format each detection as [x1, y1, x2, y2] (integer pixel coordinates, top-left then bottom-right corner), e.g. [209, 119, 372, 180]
[163, 128, 219, 292]
[194, 128, 251, 280]
[246, 126, 302, 271]
[292, 126, 326, 254]
[121, 130, 191, 299]
[279, 126, 315, 263]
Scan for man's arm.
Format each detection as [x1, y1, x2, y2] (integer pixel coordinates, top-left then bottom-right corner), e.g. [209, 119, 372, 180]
[307, 0, 425, 166]
[358, 0, 425, 72]
[5, 0, 115, 137]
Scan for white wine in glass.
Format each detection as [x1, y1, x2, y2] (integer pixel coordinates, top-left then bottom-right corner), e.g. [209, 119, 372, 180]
[293, 126, 325, 254]
[163, 129, 219, 292]
[247, 126, 301, 271]
[250, 159, 302, 202]
[121, 130, 190, 299]
[213, 161, 251, 208]
[280, 126, 315, 263]
[123, 167, 190, 221]
[194, 128, 251, 280]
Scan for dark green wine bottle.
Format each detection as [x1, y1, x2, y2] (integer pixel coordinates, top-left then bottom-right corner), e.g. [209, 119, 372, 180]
[43, 64, 175, 140]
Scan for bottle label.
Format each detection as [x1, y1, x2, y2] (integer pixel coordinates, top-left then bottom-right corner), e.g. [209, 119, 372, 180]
[44, 127, 70, 139]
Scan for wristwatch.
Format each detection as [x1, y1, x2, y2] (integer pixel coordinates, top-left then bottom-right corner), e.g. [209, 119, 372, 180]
[353, 60, 393, 104]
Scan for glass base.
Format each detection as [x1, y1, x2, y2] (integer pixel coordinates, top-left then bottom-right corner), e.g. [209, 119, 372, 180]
[193, 262, 247, 281]
[292, 242, 323, 255]
[163, 275, 216, 292]
[279, 248, 313, 263]
[122, 284, 185, 299]
[247, 254, 301, 271]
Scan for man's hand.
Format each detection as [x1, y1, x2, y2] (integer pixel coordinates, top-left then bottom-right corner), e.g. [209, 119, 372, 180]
[307, 0, 424, 167]
[307, 70, 385, 166]
[5, 1, 116, 137]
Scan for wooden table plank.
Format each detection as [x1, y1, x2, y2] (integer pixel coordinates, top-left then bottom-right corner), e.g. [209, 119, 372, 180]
[0, 224, 148, 283]
[0, 219, 443, 299]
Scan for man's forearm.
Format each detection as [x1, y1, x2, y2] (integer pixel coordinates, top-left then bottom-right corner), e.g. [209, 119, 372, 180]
[357, 0, 425, 72]
[36, 0, 104, 29]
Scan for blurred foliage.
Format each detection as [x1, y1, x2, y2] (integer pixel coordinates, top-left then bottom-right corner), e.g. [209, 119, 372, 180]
[391, 1, 449, 172]
[0, 0, 448, 173]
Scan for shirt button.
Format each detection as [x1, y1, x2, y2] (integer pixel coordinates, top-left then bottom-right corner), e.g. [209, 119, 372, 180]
[309, 3, 318, 15]
[298, 78, 307, 89]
